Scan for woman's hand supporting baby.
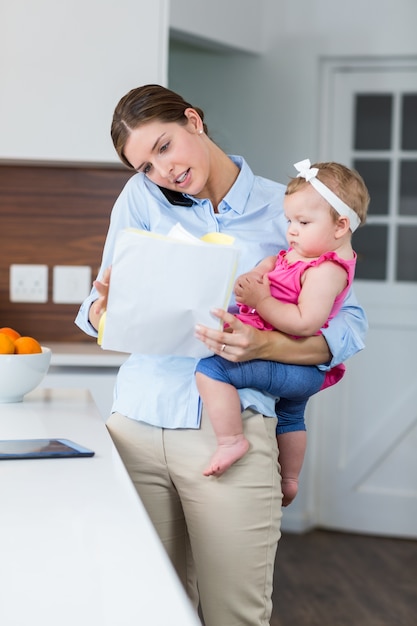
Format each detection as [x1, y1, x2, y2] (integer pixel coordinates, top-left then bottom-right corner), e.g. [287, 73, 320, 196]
[195, 307, 331, 365]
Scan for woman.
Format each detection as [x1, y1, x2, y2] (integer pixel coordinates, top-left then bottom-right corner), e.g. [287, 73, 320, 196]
[75, 84, 367, 626]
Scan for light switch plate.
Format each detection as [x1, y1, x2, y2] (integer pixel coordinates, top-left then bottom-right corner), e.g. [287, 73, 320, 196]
[10, 264, 49, 303]
[53, 265, 92, 304]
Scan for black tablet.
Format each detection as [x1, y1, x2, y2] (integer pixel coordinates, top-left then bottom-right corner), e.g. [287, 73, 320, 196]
[0, 438, 95, 460]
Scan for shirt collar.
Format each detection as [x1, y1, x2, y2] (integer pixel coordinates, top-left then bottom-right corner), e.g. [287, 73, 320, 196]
[216, 155, 254, 215]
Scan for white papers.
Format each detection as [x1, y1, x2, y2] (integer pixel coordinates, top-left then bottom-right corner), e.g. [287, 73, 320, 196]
[99, 224, 240, 358]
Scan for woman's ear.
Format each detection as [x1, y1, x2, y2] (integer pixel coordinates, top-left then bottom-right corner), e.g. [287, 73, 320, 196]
[184, 108, 203, 133]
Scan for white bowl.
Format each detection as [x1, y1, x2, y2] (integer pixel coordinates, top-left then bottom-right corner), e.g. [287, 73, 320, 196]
[0, 347, 51, 403]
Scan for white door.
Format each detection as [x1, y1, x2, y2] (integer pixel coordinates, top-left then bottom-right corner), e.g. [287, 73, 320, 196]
[311, 60, 417, 538]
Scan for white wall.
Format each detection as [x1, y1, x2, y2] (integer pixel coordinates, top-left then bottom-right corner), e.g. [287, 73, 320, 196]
[170, 0, 266, 53]
[169, 0, 417, 182]
[1, 0, 169, 163]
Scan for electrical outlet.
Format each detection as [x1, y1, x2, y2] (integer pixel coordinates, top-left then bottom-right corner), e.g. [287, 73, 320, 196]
[52, 265, 92, 304]
[10, 264, 49, 303]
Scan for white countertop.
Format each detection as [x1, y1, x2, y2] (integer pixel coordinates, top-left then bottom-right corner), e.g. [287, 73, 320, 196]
[0, 388, 201, 626]
[47, 342, 128, 367]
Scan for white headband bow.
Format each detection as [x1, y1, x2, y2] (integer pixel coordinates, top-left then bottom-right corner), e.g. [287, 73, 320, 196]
[294, 159, 361, 232]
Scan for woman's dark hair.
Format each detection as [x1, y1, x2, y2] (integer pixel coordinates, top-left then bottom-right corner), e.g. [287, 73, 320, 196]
[111, 84, 207, 168]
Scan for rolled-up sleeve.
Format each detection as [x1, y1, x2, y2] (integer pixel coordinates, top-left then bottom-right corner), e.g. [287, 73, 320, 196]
[319, 287, 368, 370]
[74, 290, 99, 337]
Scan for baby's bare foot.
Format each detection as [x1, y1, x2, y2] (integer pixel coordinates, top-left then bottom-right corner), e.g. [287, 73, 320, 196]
[203, 436, 250, 477]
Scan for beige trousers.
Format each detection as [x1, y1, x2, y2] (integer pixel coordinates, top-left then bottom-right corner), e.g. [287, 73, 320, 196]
[106, 408, 282, 626]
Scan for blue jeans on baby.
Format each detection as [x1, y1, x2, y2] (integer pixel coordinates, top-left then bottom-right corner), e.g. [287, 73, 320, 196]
[195, 356, 325, 434]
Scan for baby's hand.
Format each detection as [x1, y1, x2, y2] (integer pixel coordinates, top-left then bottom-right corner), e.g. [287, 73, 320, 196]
[234, 269, 263, 288]
[234, 272, 271, 309]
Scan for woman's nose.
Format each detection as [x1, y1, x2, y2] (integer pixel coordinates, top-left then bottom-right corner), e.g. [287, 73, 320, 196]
[156, 161, 173, 180]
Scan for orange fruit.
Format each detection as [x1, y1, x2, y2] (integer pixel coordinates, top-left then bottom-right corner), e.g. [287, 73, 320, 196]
[0, 333, 16, 354]
[0, 327, 21, 341]
[14, 336, 42, 354]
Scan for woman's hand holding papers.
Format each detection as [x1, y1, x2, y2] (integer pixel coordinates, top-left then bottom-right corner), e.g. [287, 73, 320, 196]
[89, 266, 111, 331]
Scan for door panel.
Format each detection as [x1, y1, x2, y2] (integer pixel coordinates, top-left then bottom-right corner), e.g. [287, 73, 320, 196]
[314, 61, 417, 538]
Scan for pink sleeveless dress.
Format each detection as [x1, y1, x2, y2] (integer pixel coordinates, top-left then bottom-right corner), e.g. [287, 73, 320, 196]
[236, 249, 357, 390]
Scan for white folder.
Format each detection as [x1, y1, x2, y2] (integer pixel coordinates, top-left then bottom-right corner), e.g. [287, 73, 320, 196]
[99, 224, 240, 358]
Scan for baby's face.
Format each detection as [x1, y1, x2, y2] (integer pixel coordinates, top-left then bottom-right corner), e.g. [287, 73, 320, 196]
[284, 187, 339, 258]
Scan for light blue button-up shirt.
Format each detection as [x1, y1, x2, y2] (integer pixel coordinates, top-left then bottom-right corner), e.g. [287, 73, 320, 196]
[75, 156, 367, 427]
